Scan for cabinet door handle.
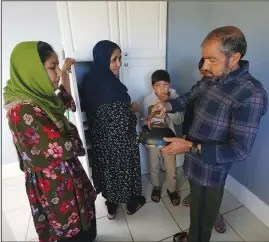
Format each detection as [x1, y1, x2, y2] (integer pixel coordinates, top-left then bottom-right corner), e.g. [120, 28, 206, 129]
[124, 52, 128, 56]
[124, 63, 128, 67]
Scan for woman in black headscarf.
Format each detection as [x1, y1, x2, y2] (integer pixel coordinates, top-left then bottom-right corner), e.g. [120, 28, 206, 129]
[81, 40, 145, 219]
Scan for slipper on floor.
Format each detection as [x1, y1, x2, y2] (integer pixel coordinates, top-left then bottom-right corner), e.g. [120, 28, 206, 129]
[173, 232, 188, 242]
[151, 187, 161, 203]
[167, 189, 180, 206]
[127, 196, 146, 215]
[214, 214, 226, 233]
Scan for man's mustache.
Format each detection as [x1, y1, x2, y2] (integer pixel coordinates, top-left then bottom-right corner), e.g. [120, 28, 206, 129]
[204, 69, 214, 77]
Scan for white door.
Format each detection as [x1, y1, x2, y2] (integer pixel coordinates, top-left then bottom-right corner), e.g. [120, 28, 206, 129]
[121, 58, 166, 104]
[118, 1, 167, 59]
[57, 1, 120, 61]
[120, 58, 166, 173]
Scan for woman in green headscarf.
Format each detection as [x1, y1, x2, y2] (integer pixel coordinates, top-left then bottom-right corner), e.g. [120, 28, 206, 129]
[3, 41, 97, 242]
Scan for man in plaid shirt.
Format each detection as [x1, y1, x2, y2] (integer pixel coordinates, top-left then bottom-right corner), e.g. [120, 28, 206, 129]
[153, 26, 268, 242]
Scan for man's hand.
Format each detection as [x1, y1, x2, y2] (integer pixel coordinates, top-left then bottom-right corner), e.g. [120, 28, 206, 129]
[152, 102, 166, 113]
[131, 102, 139, 113]
[162, 137, 192, 155]
[152, 101, 173, 114]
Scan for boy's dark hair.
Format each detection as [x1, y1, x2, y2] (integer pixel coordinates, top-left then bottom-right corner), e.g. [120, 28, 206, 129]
[198, 57, 204, 70]
[151, 69, 170, 85]
[37, 41, 55, 64]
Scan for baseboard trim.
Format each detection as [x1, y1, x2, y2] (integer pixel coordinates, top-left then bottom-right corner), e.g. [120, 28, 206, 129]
[2, 162, 23, 179]
[225, 174, 269, 228]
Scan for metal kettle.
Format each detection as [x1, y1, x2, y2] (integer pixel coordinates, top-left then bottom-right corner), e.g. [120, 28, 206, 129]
[137, 111, 175, 149]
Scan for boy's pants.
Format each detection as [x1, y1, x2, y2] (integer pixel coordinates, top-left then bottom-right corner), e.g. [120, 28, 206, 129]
[148, 148, 177, 192]
[188, 180, 224, 242]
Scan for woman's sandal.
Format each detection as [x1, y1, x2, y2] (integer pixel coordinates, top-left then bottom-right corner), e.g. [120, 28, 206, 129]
[105, 201, 117, 220]
[107, 212, 116, 220]
[151, 187, 161, 203]
[127, 196, 146, 215]
[182, 194, 191, 207]
[214, 214, 226, 233]
[167, 189, 180, 206]
[173, 232, 188, 242]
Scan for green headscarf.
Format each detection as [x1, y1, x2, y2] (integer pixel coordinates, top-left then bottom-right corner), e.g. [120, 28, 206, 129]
[3, 41, 68, 130]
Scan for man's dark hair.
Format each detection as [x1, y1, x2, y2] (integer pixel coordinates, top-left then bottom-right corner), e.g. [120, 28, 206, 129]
[151, 69, 170, 85]
[201, 26, 247, 59]
[37, 41, 55, 64]
[199, 57, 204, 70]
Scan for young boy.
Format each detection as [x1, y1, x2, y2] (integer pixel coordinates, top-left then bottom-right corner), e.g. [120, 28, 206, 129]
[142, 70, 184, 206]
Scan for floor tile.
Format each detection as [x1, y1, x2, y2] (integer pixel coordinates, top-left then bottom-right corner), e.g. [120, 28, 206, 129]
[163, 224, 243, 242]
[95, 194, 122, 219]
[124, 200, 180, 241]
[162, 235, 174, 241]
[220, 190, 242, 215]
[210, 223, 243, 241]
[224, 206, 269, 241]
[2, 174, 25, 186]
[96, 212, 132, 241]
[162, 189, 190, 231]
[2, 205, 31, 241]
[2, 175, 29, 212]
[25, 216, 38, 241]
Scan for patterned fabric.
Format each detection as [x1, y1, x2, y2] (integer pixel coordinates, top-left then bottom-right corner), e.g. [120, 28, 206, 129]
[169, 60, 268, 186]
[91, 101, 142, 204]
[7, 102, 96, 242]
[3, 42, 67, 129]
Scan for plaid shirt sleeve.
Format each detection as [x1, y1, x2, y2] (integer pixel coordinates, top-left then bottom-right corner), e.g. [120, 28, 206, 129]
[202, 90, 268, 164]
[169, 79, 208, 113]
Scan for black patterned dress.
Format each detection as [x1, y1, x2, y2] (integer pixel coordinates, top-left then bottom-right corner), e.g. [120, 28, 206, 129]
[91, 101, 142, 204]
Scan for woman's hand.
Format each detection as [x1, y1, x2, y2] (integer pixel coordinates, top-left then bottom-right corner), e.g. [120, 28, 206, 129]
[61, 58, 75, 94]
[62, 58, 75, 74]
[131, 102, 139, 113]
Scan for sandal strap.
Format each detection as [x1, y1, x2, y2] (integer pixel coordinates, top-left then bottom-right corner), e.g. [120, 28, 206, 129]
[167, 190, 180, 200]
[183, 194, 191, 203]
[152, 188, 161, 197]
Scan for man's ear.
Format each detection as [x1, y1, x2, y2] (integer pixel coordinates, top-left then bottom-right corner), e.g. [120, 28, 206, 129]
[231, 52, 241, 65]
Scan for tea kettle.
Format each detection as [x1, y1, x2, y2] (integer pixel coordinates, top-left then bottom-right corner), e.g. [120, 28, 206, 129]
[137, 111, 176, 149]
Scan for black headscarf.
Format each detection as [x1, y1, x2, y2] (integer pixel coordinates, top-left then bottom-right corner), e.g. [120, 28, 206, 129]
[82, 40, 130, 113]
[81, 40, 131, 140]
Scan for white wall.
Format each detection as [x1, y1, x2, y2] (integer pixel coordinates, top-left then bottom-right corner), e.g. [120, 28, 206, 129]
[2, 1, 62, 167]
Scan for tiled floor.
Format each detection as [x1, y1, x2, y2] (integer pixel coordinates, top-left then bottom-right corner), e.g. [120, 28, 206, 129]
[2, 168, 269, 241]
